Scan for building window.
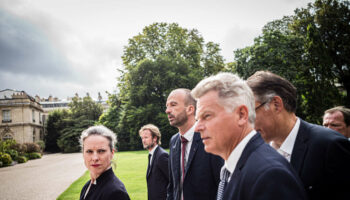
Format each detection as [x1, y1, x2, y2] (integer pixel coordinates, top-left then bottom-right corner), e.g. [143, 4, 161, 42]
[33, 129, 36, 142]
[32, 110, 35, 122]
[2, 110, 11, 123]
[39, 113, 42, 124]
[40, 130, 43, 140]
[3, 133, 13, 140]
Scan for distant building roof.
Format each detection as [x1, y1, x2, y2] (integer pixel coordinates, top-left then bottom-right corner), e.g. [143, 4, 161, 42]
[0, 89, 36, 102]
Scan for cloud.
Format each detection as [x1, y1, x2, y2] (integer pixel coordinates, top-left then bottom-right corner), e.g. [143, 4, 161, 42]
[220, 25, 261, 62]
[0, 6, 120, 99]
[0, 9, 76, 80]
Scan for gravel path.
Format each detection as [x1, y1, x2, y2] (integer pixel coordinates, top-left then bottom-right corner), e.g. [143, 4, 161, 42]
[0, 153, 86, 200]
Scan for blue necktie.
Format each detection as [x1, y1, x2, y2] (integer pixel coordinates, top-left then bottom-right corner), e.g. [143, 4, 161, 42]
[216, 168, 230, 200]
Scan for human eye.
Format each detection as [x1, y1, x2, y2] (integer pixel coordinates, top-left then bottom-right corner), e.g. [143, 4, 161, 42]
[85, 149, 93, 154]
[203, 113, 211, 120]
[98, 149, 106, 154]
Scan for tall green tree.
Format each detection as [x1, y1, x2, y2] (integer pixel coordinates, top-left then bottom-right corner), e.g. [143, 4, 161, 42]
[292, 0, 350, 106]
[45, 95, 103, 152]
[44, 109, 69, 152]
[234, 0, 349, 123]
[104, 22, 225, 150]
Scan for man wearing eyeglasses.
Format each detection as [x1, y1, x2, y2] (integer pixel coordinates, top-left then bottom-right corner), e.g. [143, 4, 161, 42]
[247, 71, 350, 200]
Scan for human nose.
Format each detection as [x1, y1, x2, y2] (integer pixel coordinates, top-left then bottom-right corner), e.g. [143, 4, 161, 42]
[195, 121, 204, 133]
[92, 152, 99, 161]
[165, 106, 171, 114]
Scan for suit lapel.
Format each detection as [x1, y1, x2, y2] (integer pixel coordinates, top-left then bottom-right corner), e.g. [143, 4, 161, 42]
[147, 146, 159, 178]
[185, 132, 200, 176]
[224, 133, 262, 198]
[291, 119, 309, 174]
[172, 134, 181, 184]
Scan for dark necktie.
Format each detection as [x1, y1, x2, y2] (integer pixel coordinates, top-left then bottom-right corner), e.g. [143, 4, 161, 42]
[147, 153, 151, 175]
[181, 136, 188, 183]
[216, 168, 230, 200]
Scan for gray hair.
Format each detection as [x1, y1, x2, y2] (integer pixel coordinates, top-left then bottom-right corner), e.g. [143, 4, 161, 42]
[191, 72, 256, 125]
[80, 125, 117, 151]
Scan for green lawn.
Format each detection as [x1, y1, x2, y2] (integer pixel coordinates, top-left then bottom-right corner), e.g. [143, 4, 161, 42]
[57, 150, 149, 200]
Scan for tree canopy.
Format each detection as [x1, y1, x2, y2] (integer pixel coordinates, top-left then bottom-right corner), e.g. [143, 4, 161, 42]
[100, 22, 225, 150]
[234, 0, 349, 123]
[45, 95, 103, 153]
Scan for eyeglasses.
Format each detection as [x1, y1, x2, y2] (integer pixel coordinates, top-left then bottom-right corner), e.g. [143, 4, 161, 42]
[255, 101, 268, 111]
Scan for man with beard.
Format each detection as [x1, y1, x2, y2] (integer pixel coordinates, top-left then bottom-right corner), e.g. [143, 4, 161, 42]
[165, 88, 223, 200]
[139, 124, 169, 200]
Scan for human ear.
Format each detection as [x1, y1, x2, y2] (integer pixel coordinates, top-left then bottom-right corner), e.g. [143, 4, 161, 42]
[237, 105, 249, 126]
[272, 96, 283, 113]
[187, 105, 195, 115]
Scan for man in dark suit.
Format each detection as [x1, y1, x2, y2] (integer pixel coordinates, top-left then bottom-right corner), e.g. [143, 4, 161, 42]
[191, 72, 307, 200]
[247, 71, 350, 200]
[139, 124, 169, 200]
[165, 88, 223, 200]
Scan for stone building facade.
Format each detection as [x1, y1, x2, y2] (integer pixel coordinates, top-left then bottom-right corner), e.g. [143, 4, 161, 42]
[0, 89, 44, 143]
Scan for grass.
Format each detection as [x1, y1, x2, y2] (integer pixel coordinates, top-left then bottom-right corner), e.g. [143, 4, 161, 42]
[57, 150, 149, 200]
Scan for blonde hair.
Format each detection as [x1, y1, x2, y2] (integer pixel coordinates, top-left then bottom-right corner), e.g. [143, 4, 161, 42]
[139, 124, 162, 145]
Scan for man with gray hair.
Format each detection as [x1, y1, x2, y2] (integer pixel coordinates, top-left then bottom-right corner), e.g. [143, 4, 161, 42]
[192, 72, 306, 200]
[323, 106, 350, 138]
[247, 71, 350, 200]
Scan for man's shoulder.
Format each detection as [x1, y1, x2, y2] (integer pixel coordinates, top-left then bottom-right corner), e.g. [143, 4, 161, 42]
[169, 133, 180, 146]
[298, 119, 346, 143]
[157, 146, 169, 155]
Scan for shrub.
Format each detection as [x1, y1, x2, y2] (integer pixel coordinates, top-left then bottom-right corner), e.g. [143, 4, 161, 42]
[5, 149, 18, 160]
[26, 152, 41, 160]
[0, 139, 17, 152]
[0, 152, 13, 166]
[36, 140, 45, 152]
[23, 143, 41, 153]
[16, 156, 28, 163]
[10, 143, 27, 155]
[0, 161, 2, 167]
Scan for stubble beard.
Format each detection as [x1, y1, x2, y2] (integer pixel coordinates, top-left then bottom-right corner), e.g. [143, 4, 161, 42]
[169, 109, 188, 128]
[144, 142, 155, 150]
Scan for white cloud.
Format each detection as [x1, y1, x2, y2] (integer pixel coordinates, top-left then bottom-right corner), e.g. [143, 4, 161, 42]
[0, 0, 313, 99]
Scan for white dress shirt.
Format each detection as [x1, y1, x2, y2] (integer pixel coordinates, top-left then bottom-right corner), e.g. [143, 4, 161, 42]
[274, 117, 300, 162]
[223, 130, 257, 182]
[179, 122, 197, 170]
[149, 145, 158, 166]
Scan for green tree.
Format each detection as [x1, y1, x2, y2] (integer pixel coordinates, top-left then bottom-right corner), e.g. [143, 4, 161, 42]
[234, 0, 350, 123]
[104, 22, 224, 150]
[45, 95, 103, 152]
[291, 0, 350, 106]
[234, 14, 342, 123]
[44, 109, 70, 152]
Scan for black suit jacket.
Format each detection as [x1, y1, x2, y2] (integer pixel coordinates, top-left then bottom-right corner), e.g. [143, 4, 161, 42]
[147, 146, 169, 200]
[167, 132, 224, 200]
[224, 133, 307, 200]
[80, 168, 130, 200]
[291, 119, 350, 200]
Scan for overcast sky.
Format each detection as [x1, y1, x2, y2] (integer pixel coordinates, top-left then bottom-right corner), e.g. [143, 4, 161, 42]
[0, 0, 312, 100]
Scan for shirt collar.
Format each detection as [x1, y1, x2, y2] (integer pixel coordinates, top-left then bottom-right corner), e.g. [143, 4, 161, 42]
[279, 117, 300, 156]
[179, 122, 197, 142]
[225, 130, 257, 174]
[149, 145, 158, 156]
